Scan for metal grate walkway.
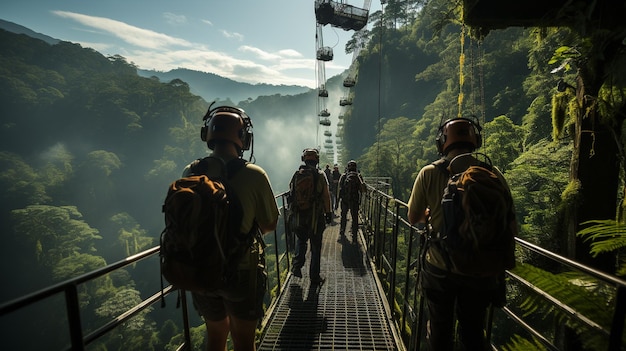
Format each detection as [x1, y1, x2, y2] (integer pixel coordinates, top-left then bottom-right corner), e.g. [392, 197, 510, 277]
[258, 214, 402, 350]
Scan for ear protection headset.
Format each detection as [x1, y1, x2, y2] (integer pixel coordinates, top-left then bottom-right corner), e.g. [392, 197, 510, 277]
[200, 102, 253, 151]
[435, 117, 483, 155]
[301, 148, 320, 162]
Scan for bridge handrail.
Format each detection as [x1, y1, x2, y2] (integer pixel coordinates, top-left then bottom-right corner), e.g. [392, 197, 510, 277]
[0, 192, 292, 351]
[3, 183, 625, 350]
[359, 182, 626, 350]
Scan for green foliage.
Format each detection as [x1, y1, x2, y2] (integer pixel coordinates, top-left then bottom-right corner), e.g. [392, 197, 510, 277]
[52, 253, 106, 281]
[110, 212, 153, 257]
[512, 263, 616, 350]
[164, 324, 206, 351]
[95, 287, 158, 350]
[482, 115, 524, 172]
[11, 205, 101, 268]
[359, 116, 419, 199]
[578, 219, 626, 276]
[0, 151, 50, 207]
[501, 334, 548, 351]
[561, 179, 582, 208]
[504, 140, 571, 250]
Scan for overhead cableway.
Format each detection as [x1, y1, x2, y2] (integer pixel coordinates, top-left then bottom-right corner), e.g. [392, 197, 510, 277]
[314, 0, 371, 163]
[315, 24, 333, 151]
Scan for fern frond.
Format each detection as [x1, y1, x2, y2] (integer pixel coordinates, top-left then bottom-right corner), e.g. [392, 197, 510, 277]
[511, 263, 614, 350]
[578, 219, 626, 256]
[501, 334, 548, 351]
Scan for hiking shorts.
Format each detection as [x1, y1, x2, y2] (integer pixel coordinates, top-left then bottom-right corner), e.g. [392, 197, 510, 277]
[192, 248, 267, 321]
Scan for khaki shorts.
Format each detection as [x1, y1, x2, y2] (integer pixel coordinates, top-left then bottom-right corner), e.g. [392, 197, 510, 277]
[192, 246, 267, 321]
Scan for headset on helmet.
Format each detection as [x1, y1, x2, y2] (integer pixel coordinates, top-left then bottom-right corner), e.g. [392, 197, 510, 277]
[435, 117, 482, 155]
[301, 148, 320, 162]
[347, 160, 357, 171]
[200, 102, 253, 151]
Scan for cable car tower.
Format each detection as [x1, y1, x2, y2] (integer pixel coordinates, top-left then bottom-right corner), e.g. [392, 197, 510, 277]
[314, 0, 371, 162]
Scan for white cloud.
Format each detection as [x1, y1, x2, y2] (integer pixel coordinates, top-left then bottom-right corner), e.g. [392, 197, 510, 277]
[276, 49, 303, 58]
[51, 11, 322, 87]
[201, 19, 213, 26]
[163, 12, 187, 25]
[238, 45, 281, 61]
[52, 11, 193, 50]
[220, 29, 244, 41]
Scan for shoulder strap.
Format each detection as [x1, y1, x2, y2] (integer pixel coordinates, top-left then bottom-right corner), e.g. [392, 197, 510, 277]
[431, 158, 450, 175]
[225, 158, 247, 179]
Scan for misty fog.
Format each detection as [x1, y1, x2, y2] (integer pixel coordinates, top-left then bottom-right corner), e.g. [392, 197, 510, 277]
[240, 83, 348, 193]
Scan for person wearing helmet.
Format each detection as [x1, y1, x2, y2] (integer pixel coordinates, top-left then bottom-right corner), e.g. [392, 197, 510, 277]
[331, 165, 341, 211]
[407, 117, 511, 351]
[337, 160, 365, 240]
[183, 102, 279, 351]
[323, 164, 334, 209]
[288, 148, 332, 284]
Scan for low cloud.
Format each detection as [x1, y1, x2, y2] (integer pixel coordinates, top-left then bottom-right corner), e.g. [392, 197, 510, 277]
[52, 11, 327, 87]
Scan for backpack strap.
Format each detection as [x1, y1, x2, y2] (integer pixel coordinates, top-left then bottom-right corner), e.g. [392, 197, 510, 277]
[431, 158, 450, 175]
[225, 158, 248, 179]
[428, 158, 456, 271]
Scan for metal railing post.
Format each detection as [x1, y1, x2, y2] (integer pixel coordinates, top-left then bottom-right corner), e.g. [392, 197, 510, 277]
[181, 291, 191, 350]
[609, 285, 626, 350]
[65, 284, 85, 351]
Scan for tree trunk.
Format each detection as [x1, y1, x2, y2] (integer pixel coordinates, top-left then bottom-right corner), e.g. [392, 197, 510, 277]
[568, 68, 619, 274]
[572, 115, 619, 272]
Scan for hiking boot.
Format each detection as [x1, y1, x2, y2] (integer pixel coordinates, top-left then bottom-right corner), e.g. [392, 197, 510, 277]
[291, 267, 302, 278]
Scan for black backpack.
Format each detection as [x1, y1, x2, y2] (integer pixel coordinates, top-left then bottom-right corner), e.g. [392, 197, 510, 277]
[433, 153, 517, 276]
[342, 171, 362, 202]
[160, 156, 250, 292]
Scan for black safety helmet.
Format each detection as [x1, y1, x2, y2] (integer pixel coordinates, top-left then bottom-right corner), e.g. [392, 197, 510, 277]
[435, 117, 482, 155]
[200, 102, 253, 152]
[347, 160, 357, 171]
[302, 148, 320, 166]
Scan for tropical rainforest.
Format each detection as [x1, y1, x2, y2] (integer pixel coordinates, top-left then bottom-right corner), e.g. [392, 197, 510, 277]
[1, 0, 625, 350]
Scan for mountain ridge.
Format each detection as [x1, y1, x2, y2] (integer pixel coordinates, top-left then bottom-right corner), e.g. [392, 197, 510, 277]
[0, 18, 312, 103]
[137, 68, 312, 104]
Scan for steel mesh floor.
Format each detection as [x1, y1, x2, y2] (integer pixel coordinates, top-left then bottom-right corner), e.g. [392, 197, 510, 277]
[258, 215, 399, 350]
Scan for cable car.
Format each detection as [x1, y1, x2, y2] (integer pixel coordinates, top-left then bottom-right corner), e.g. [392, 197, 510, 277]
[320, 118, 331, 126]
[318, 109, 330, 117]
[324, 131, 332, 137]
[343, 77, 356, 87]
[314, 0, 369, 31]
[317, 47, 334, 61]
[338, 115, 344, 119]
[339, 98, 352, 106]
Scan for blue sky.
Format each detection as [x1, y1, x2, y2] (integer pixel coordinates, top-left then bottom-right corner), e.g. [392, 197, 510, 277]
[1, 0, 381, 88]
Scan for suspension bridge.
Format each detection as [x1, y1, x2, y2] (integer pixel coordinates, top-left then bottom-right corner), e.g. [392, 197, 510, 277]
[1, 179, 625, 350]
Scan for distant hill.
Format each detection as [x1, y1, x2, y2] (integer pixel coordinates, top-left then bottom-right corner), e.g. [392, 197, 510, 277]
[138, 68, 312, 104]
[0, 19, 311, 103]
[0, 19, 59, 45]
